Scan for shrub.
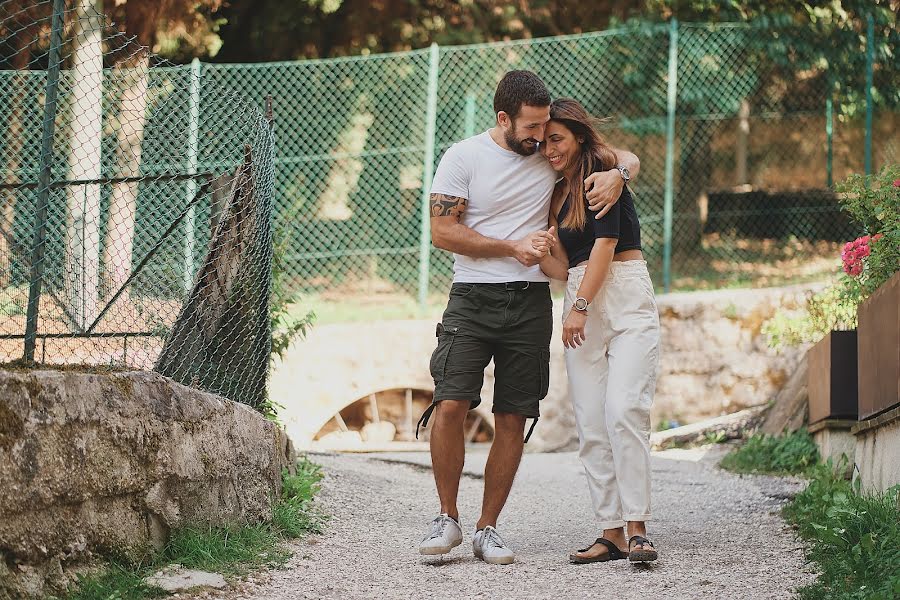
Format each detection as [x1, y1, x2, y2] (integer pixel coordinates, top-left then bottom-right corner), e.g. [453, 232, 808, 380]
[720, 429, 819, 476]
[763, 164, 899, 350]
[784, 466, 900, 599]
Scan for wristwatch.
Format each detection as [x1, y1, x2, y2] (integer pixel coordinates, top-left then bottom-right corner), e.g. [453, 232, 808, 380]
[615, 164, 630, 183]
[573, 297, 589, 313]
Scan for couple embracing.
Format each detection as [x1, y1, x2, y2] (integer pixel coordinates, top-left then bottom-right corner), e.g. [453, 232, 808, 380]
[417, 70, 660, 565]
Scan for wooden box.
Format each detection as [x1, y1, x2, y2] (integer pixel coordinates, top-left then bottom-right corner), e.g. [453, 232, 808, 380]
[808, 330, 859, 424]
[857, 270, 900, 420]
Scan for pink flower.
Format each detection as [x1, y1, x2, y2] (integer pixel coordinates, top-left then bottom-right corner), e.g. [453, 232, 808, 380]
[839, 233, 882, 276]
[893, 179, 900, 187]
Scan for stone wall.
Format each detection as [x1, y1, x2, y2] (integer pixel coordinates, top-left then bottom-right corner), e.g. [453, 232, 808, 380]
[0, 369, 295, 599]
[533, 284, 815, 450]
[273, 284, 817, 451]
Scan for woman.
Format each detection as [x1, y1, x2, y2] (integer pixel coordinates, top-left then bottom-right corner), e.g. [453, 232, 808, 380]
[538, 98, 661, 564]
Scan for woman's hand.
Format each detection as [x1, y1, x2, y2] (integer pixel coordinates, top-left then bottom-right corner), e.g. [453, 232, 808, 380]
[563, 309, 588, 349]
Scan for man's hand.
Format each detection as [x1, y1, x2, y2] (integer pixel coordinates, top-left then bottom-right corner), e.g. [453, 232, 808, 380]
[514, 228, 556, 266]
[531, 226, 557, 254]
[585, 170, 625, 219]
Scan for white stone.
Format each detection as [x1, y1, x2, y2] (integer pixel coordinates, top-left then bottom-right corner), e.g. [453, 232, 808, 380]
[361, 421, 396, 443]
[145, 567, 227, 593]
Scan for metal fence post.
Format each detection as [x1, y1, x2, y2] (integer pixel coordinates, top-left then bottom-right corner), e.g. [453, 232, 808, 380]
[662, 18, 678, 294]
[417, 43, 440, 309]
[183, 58, 202, 293]
[23, 0, 65, 363]
[863, 13, 874, 177]
[463, 93, 476, 138]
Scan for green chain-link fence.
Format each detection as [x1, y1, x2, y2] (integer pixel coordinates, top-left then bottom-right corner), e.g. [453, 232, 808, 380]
[0, 0, 276, 407]
[203, 18, 893, 302]
[1, 3, 896, 380]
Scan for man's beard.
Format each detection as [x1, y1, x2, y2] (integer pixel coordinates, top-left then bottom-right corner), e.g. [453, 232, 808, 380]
[504, 128, 538, 156]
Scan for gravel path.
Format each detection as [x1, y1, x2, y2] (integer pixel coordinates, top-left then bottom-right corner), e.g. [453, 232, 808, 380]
[215, 447, 814, 599]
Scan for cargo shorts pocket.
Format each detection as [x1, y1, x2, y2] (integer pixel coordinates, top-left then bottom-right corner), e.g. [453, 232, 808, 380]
[501, 347, 551, 399]
[429, 323, 459, 383]
[538, 349, 550, 399]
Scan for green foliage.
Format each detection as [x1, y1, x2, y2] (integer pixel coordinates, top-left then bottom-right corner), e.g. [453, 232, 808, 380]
[65, 565, 167, 600]
[783, 466, 900, 599]
[260, 228, 316, 422]
[836, 164, 900, 296]
[270, 227, 315, 365]
[273, 457, 327, 538]
[643, 0, 898, 115]
[762, 284, 859, 350]
[720, 429, 819, 475]
[61, 458, 325, 600]
[162, 524, 289, 576]
[763, 164, 899, 350]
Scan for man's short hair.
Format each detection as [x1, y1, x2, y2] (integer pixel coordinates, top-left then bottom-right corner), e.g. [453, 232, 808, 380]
[493, 70, 551, 120]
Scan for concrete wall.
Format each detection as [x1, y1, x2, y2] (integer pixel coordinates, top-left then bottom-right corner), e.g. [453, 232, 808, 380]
[272, 284, 816, 450]
[810, 420, 856, 477]
[853, 407, 900, 494]
[0, 369, 295, 599]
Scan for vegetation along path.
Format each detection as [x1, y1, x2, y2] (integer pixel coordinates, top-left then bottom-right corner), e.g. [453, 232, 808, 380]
[213, 448, 814, 599]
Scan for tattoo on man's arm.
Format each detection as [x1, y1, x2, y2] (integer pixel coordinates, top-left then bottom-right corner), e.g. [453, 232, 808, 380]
[430, 194, 467, 218]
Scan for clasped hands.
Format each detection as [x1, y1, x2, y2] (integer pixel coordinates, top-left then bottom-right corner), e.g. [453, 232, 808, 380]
[514, 227, 557, 267]
[513, 169, 624, 268]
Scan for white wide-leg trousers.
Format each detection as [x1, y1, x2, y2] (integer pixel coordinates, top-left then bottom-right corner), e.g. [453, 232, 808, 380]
[563, 260, 661, 529]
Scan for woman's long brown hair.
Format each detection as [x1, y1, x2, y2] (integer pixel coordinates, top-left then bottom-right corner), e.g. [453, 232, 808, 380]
[550, 98, 618, 231]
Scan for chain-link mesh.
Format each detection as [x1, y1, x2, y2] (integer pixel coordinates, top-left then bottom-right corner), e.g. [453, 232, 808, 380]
[2, 5, 896, 382]
[0, 0, 276, 407]
[201, 21, 892, 302]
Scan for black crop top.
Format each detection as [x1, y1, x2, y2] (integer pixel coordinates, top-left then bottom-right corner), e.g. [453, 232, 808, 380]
[555, 175, 642, 269]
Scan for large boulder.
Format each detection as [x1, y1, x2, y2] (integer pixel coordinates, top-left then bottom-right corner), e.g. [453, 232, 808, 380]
[0, 369, 295, 599]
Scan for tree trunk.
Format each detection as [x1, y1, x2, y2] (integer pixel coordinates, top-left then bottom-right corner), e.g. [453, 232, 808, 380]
[156, 147, 272, 408]
[674, 119, 714, 255]
[64, 0, 104, 331]
[0, 25, 33, 287]
[102, 51, 149, 302]
[315, 95, 373, 221]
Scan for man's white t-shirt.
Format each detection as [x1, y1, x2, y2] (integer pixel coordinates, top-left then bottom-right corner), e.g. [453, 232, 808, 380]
[430, 131, 557, 283]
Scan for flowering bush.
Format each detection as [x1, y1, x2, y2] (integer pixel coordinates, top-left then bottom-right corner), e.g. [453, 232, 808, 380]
[840, 234, 878, 276]
[835, 165, 900, 296]
[763, 164, 899, 350]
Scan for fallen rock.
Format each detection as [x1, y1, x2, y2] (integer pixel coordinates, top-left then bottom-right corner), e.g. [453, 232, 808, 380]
[650, 405, 768, 450]
[145, 566, 227, 593]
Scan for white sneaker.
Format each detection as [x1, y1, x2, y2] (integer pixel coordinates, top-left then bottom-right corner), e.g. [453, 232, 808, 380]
[473, 526, 515, 565]
[418, 514, 463, 555]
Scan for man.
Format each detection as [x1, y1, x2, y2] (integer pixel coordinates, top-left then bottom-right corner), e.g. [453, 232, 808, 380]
[417, 70, 640, 565]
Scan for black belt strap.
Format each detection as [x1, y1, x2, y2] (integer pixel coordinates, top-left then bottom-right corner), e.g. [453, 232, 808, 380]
[415, 403, 437, 439]
[524, 417, 538, 443]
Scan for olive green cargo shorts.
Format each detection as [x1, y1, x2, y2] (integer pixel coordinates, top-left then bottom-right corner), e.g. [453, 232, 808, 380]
[417, 281, 553, 442]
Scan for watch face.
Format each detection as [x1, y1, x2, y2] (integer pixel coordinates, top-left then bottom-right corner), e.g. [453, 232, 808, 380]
[575, 297, 588, 310]
[619, 166, 630, 180]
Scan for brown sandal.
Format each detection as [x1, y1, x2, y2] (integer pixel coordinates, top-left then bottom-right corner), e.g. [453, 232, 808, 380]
[569, 537, 628, 564]
[628, 535, 658, 562]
